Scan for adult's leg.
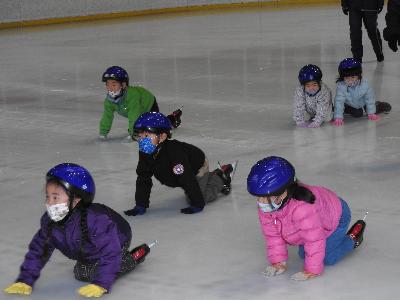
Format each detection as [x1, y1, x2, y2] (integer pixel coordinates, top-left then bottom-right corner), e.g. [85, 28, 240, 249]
[349, 10, 364, 60]
[362, 11, 384, 60]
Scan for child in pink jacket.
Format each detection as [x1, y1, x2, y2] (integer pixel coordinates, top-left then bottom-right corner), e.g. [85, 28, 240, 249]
[247, 156, 366, 280]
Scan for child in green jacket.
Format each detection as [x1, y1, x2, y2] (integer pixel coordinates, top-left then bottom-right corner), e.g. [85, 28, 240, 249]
[99, 66, 182, 141]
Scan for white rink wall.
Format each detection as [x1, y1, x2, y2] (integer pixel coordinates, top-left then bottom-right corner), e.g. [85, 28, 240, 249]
[0, 0, 335, 24]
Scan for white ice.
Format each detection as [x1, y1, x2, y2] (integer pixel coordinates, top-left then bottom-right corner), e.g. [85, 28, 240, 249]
[0, 4, 399, 300]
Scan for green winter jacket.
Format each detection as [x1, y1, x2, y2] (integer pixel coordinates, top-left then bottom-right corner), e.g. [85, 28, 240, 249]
[99, 86, 155, 135]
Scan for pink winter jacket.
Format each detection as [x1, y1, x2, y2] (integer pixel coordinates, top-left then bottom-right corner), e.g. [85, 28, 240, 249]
[258, 184, 342, 275]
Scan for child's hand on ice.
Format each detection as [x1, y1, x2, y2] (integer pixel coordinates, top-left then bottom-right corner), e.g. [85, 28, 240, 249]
[332, 118, 344, 126]
[368, 114, 380, 121]
[263, 262, 287, 277]
[290, 271, 317, 281]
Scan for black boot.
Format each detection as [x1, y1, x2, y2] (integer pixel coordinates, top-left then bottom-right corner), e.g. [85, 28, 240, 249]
[347, 220, 366, 248]
[130, 241, 157, 264]
[376, 101, 392, 114]
[214, 161, 237, 195]
[167, 108, 182, 128]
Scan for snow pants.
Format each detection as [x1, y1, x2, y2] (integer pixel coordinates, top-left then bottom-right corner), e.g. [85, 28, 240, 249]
[74, 243, 137, 282]
[298, 198, 355, 265]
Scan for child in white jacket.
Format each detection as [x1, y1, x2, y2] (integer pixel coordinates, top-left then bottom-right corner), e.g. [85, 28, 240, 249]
[293, 64, 333, 128]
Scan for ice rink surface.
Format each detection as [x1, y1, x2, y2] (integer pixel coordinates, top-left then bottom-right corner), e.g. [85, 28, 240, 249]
[1, 4, 399, 299]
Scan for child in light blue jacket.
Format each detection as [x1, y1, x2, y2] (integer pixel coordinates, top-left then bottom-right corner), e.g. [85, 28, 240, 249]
[332, 58, 391, 126]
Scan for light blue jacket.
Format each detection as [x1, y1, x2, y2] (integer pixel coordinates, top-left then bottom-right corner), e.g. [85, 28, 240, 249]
[334, 79, 376, 119]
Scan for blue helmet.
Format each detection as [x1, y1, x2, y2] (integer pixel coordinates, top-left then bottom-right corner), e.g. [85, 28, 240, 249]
[46, 163, 95, 204]
[298, 64, 322, 85]
[102, 66, 129, 85]
[247, 156, 295, 196]
[134, 112, 172, 134]
[338, 58, 362, 78]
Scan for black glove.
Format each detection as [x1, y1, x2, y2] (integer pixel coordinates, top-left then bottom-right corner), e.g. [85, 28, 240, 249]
[378, 6, 383, 14]
[342, 7, 349, 15]
[180, 206, 204, 214]
[124, 205, 147, 216]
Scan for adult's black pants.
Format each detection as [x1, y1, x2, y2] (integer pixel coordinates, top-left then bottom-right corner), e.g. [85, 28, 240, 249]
[349, 10, 383, 59]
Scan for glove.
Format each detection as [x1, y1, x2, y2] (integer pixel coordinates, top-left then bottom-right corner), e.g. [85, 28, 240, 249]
[296, 122, 309, 128]
[98, 134, 107, 141]
[332, 118, 344, 126]
[77, 284, 107, 298]
[290, 271, 317, 281]
[122, 134, 132, 143]
[368, 114, 380, 121]
[307, 122, 321, 128]
[388, 38, 398, 52]
[342, 7, 349, 15]
[3, 282, 32, 295]
[262, 262, 287, 277]
[124, 205, 147, 216]
[180, 206, 204, 214]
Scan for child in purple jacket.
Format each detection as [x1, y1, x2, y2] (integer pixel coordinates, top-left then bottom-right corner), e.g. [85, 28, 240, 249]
[247, 156, 366, 280]
[3, 163, 145, 298]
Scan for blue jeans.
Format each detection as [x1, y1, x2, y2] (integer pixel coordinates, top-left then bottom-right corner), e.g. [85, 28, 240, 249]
[298, 198, 355, 265]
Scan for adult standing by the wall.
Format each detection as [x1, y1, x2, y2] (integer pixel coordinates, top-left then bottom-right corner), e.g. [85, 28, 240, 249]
[383, 0, 400, 51]
[342, 0, 384, 62]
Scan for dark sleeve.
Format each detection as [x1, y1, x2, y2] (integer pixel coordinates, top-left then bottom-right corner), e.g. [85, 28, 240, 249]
[384, 0, 400, 40]
[135, 152, 153, 208]
[170, 148, 205, 209]
[16, 214, 55, 287]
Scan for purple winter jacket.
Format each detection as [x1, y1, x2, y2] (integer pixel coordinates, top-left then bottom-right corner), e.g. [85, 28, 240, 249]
[16, 203, 132, 292]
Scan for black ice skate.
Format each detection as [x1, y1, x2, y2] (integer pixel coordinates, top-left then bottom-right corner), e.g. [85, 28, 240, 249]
[167, 106, 183, 128]
[130, 240, 157, 264]
[214, 161, 238, 195]
[376, 101, 392, 114]
[347, 212, 368, 248]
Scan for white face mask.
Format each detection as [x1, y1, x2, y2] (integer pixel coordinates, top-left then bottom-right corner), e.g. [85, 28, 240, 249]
[258, 201, 282, 213]
[108, 89, 122, 99]
[46, 203, 69, 222]
[305, 87, 320, 96]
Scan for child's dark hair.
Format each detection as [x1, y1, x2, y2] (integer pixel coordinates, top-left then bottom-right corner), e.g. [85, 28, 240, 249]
[286, 181, 315, 204]
[336, 73, 362, 83]
[77, 201, 91, 258]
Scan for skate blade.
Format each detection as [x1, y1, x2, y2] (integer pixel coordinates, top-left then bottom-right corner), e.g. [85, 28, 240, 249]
[148, 240, 158, 248]
[230, 160, 238, 181]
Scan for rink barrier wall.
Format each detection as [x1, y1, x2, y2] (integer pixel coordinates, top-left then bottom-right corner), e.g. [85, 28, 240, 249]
[0, 0, 339, 30]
